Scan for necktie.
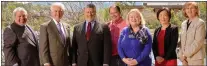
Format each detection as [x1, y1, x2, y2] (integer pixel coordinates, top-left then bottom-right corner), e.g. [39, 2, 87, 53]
[86, 22, 91, 41]
[57, 23, 65, 44]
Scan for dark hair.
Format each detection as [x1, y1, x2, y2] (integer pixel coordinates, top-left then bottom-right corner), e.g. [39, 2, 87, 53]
[156, 7, 171, 21]
[109, 5, 121, 13]
[85, 3, 96, 9]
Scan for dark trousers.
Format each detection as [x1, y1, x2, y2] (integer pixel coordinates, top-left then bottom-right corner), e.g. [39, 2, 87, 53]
[110, 55, 125, 66]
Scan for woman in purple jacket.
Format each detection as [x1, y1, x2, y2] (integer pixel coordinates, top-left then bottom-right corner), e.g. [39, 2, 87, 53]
[118, 9, 152, 66]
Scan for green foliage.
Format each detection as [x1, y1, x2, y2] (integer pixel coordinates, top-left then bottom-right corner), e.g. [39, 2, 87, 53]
[2, 2, 50, 31]
[198, 2, 206, 21]
[2, 2, 206, 32]
[170, 10, 182, 28]
[97, 7, 110, 23]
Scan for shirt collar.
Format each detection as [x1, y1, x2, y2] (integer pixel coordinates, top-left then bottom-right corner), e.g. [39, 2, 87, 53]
[52, 18, 61, 25]
[86, 20, 96, 24]
[112, 17, 123, 24]
[129, 25, 144, 34]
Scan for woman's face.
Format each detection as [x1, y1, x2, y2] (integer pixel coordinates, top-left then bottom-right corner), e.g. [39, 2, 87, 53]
[128, 11, 141, 27]
[185, 4, 197, 19]
[158, 10, 169, 25]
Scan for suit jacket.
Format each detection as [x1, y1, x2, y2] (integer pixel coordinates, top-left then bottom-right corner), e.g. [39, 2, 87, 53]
[3, 22, 40, 66]
[152, 24, 178, 60]
[72, 21, 112, 66]
[178, 17, 206, 60]
[39, 19, 72, 66]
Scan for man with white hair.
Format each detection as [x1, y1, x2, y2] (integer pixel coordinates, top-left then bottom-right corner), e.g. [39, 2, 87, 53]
[3, 7, 40, 66]
[39, 2, 72, 66]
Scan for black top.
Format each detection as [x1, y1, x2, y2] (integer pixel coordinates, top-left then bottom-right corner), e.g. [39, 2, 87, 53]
[187, 20, 191, 30]
[152, 24, 178, 60]
[11, 22, 25, 36]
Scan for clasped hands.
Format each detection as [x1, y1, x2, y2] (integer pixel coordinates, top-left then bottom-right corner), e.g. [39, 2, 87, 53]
[122, 58, 138, 66]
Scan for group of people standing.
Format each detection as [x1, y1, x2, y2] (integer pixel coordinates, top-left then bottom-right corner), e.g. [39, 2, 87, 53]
[3, 2, 206, 66]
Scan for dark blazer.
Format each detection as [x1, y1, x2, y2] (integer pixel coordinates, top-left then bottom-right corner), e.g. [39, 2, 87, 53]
[72, 21, 112, 66]
[152, 24, 178, 60]
[3, 23, 40, 66]
[39, 19, 72, 66]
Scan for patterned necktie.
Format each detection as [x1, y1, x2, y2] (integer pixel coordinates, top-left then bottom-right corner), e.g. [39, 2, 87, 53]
[57, 23, 65, 44]
[86, 22, 91, 41]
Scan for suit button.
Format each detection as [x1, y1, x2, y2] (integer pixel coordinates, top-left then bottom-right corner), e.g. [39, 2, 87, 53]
[86, 52, 88, 54]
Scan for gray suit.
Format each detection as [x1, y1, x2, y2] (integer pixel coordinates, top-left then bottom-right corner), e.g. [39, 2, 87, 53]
[3, 22, 40, 66]
[39, 19, 72, 66]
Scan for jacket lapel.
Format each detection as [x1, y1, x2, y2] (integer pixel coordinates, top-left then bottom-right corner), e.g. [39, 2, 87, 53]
[81, 22, 87, 42]
[48, 20, 64, 45]
[26, 25, 38, 44]
[155, 27, 161, 38]
[165, 24, 171, 38]
[187, 18, 197, 33]
[22, 25, 37, 47]
[62, 23, 69, 45]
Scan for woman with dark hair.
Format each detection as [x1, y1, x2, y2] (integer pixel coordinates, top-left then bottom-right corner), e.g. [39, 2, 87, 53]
[152, 7, 178, 66]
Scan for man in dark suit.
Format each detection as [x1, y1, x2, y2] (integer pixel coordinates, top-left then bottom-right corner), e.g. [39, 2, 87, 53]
[39, 3, 72, 66]
[72, 3, 112, 66]
[3, 7, 40, 66]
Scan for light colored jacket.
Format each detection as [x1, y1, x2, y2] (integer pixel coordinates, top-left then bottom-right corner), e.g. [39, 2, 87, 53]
[179, 17, 206, 60]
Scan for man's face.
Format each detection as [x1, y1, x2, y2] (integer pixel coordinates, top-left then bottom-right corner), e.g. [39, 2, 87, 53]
[109, 7, 121, 22]
[84, 7, 96, 22]
[51, 6, 64, 22]
[15, 11, 27, 26]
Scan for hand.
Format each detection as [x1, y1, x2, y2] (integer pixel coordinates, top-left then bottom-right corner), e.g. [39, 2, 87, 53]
[13, 63, 18, 66]
[128, 59, 138, 66]
[44, 63, 51, 66]
[122, 58, 132, 65]
[103, 64, 109, 66]
[179, 55, 187, 62]
[182, 60, 188, 66]
[156, 56, 164, 64]
[72, 63, 76, 66]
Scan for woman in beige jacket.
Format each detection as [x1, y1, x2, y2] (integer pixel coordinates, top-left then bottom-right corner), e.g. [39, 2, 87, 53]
[178, 2, 206, 66]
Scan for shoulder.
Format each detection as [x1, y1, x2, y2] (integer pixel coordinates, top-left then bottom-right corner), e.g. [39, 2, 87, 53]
[142, 26, 151, 34]
[41, 20, 51, 27]
[121, 27, 129, 34]
[154, 25, 161, 32]
[170, 24, 178, 29]
[74, 22, 84, 29]
[62, 22, 70, 28]
[181, 19, 188, 26]
[26, 24, 34, 29]
[142, 26, 151, 32]
[4, 25, 13, 33]
[3, 25, 16, 42]
[105, 21, 112, 26]
[197, 18, 205, 26]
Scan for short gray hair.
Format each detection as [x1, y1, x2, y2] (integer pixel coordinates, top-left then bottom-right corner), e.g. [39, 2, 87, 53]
[13, 7, 28, 18]
[50, 2, 66, 11]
